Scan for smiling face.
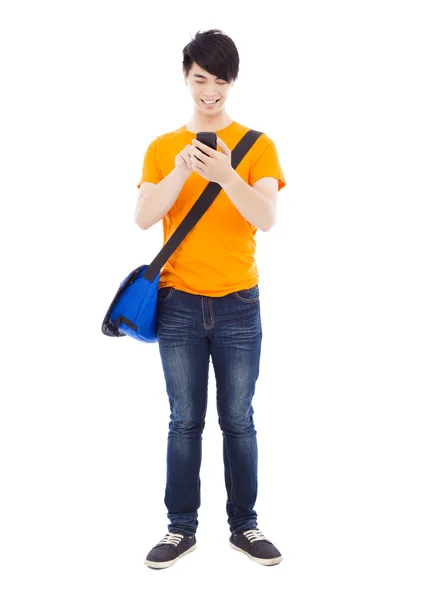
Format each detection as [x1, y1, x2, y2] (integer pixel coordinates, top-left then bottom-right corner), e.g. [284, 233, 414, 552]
[183, 62, 234, 114]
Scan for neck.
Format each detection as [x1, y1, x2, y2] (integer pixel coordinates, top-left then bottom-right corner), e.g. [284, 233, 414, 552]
[186, 108, 234, 133]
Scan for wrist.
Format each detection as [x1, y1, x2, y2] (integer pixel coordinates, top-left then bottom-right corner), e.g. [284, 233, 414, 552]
[219, 168, 239, 188]
[173, 166, 191, 182]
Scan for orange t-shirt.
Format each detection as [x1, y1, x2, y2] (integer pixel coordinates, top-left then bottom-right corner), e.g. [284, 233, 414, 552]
[136, 120, 286, 296]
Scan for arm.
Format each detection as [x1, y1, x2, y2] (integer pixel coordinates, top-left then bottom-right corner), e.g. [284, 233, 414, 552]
[190, 137, 280, 232]
[135, 167, 190, 230]
[220, 173, 278, 232]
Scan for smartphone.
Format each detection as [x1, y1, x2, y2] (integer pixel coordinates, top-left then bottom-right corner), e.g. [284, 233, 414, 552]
[195, 131, 217, 160]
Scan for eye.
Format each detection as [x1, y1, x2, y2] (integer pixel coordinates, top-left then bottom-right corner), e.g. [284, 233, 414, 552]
[195, 80, 226, 85]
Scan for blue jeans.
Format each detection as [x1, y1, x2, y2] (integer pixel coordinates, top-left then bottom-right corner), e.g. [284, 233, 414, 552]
[156, 284, 262, 535]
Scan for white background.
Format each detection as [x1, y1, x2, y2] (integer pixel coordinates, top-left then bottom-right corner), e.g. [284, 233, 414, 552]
[1, 1, 438, 598]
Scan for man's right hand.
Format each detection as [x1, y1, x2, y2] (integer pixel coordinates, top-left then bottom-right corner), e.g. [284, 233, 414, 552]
[175, 145, 195, 178]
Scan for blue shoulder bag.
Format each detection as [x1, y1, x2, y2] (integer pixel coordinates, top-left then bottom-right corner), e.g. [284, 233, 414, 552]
[101, 128, 263, 343]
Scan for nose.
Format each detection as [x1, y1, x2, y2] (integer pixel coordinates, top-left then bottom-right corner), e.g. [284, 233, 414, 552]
[204, 83, 221, 98]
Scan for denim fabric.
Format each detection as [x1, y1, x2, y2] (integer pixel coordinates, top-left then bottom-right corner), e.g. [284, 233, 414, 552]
[156, 284, 262, 535]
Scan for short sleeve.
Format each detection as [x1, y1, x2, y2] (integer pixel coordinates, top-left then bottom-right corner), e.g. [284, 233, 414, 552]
[249, 140, 286, 192]
[136, 138, 162, 188]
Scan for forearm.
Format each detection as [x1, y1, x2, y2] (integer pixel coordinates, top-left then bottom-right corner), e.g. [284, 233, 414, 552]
[135, 167, 189, 230]
[221, 170, 275, 232]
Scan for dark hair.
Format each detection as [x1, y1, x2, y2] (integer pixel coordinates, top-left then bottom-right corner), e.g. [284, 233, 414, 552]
[182, 29, 239, 84]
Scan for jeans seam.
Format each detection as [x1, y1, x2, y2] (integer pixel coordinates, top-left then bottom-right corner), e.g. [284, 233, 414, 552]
[224, 435, 236, 518]
[169, 527, 194, 535]
[209, 298, 214, 328]
[158, 287, 175, 303]
[202, 297, 214, 330]
[233, 292, 259, 303]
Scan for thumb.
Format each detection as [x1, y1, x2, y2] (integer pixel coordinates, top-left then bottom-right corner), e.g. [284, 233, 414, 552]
[216, 137, 231, 155]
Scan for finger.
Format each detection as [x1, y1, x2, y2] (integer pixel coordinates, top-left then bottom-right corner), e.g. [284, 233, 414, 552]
[216, 137, 230, 154]
[184, 146, 194, 160]
[192, 159, 203, 172]
[192, 148, 208, 163]
[191, 139, 212, 155]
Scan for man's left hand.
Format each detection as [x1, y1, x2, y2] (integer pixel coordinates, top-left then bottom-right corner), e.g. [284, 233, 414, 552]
[190, 137, 235, 186]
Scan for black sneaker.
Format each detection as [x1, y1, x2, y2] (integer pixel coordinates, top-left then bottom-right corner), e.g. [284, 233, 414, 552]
[229, 528, 283, 566]
[144, 532, 197, 569]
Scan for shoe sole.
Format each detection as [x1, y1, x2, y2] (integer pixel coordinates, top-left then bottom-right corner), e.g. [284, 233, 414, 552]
[229, 541, 283, 566]
[144, 543, 197, 569]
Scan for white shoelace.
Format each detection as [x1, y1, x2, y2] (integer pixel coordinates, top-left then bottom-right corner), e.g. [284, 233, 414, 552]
[158, 533, 184, 546]
[243, 529, 269, 543]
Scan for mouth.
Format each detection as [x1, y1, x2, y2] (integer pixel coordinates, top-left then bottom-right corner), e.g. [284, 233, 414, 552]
[201, 99, 220, 106]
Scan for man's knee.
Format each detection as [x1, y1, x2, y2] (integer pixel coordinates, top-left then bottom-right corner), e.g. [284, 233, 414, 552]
[169, 417, 206, 436]
[217, 414, 255, 435]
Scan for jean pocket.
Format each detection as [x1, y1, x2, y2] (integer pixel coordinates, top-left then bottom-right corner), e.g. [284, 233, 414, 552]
[157, 287, 175, 303]
[233, 285, 259, 303]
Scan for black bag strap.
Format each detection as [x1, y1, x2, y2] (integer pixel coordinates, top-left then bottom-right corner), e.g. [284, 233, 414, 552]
[143, 128, 264, 282]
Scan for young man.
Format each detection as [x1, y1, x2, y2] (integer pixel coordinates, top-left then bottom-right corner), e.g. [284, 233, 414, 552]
[135, 29, 287, 569]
